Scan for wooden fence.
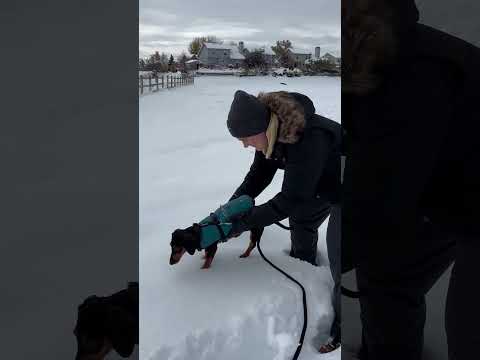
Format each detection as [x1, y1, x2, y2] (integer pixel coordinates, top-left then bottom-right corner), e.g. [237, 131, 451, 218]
[139, 73, 194, 94]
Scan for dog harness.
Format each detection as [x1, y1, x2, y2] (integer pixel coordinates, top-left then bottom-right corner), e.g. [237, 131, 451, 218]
[197, 195, 254, 249]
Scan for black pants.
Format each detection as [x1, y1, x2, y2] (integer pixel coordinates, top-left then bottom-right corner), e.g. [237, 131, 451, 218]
[288, 199, 341, 339]
[356, 217, 480, 360]
[288, 198, 330, 266]
[327, 205, 341, 340]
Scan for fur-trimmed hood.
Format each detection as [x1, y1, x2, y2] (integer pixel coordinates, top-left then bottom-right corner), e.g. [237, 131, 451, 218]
[257, 91, 315, 144]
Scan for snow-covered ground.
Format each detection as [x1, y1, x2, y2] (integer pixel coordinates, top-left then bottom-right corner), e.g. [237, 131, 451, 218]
[140, 76, 340, 360]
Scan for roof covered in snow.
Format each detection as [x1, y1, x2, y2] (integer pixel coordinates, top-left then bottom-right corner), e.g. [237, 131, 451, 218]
[322, 52, 338, 59]
[289, 47, 312, 55]
[202, 42, 245, 60]
[203, 42, 231, 50]
[229, 47, 245, 60]
[260, 46, 276, 56]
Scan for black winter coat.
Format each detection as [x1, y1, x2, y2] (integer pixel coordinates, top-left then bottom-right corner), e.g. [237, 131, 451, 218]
[342, 22, 480, 274]
[231, 92, 341, 233]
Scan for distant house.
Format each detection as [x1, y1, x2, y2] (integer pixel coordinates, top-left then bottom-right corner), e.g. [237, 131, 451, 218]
[259, 46, 277, 66]
[185, 59, 200, 70]
[321, 53, 341, 66]
[242, 44, 278, 67]
[287, 48, 312, 68]
[198, 42, 245, 68]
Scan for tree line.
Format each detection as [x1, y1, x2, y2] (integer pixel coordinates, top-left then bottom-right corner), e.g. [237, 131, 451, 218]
[139, 36, 337, 73]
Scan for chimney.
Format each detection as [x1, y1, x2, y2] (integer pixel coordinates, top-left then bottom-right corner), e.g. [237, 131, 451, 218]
[239, 41, 244, 51]
[315, 46, 321, 58]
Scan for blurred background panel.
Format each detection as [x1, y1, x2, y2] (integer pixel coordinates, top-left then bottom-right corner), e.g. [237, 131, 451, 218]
[341, 1, 479, 359]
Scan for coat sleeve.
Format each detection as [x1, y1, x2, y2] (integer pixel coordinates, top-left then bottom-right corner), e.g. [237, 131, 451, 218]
[232, 131, 333, 232]
[229, 150, 278, 201]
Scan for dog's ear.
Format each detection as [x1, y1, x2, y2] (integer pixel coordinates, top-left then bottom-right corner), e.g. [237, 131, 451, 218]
[74, 295, 109, 358]
[185, 224, 202, 254]
[170, 229, 183, 246]
[105, 305, 137, 357]
[171, 225, 201, 255]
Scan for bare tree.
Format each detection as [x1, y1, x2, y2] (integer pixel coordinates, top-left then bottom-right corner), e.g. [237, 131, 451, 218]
[272, 40, 294, 67]
[244, 49, 267, 69]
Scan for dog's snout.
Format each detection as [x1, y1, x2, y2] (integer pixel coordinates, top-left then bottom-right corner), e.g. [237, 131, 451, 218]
[170, 247, 186, 265]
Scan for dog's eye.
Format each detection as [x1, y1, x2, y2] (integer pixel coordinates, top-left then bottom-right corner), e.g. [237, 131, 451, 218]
[172, 246, 183, 254]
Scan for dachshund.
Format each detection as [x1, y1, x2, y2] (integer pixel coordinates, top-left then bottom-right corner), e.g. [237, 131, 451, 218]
[74, 282, 138, 360]
[169, 226, 264, 269]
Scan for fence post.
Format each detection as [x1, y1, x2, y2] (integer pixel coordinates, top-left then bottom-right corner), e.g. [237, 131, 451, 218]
[140, 75, 143, 94]
[148, 75, 152, 92]
[162, 75, 164, 88]
[156, 76, 159, 90]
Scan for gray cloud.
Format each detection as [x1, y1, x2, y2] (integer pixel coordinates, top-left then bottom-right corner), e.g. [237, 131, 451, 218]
[139, 0, 340, 58]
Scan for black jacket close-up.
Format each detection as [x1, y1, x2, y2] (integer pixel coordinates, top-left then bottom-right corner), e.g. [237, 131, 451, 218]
[231, 91, 341, 233]
[342, 21, 480, 274]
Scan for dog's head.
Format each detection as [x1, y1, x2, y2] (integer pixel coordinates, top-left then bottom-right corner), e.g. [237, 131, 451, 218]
[169, 225, 201, 265]
[74, 295, 136, 360]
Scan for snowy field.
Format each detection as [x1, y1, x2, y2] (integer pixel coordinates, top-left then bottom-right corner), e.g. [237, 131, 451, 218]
[140, 76, 340, 360]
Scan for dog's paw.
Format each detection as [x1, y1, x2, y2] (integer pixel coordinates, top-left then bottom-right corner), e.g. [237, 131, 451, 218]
[239, 248, 254, 258]
[201, 256, 214, 269]
[239, 238, 257, 258]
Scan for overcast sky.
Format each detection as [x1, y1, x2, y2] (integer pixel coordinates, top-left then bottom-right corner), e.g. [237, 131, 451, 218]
[139, 0, 340, 59]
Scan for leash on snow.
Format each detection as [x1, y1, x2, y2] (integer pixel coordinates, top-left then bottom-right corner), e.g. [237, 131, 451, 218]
[257, 224, 307, 360]
[275, 222, 361, 299]
[259, 221, 359, 360]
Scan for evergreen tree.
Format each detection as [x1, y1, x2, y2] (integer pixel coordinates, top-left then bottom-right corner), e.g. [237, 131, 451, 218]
[168, 54, 175, 71]
[160, 53, 168, 65]
[177, 52, 188, 71]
